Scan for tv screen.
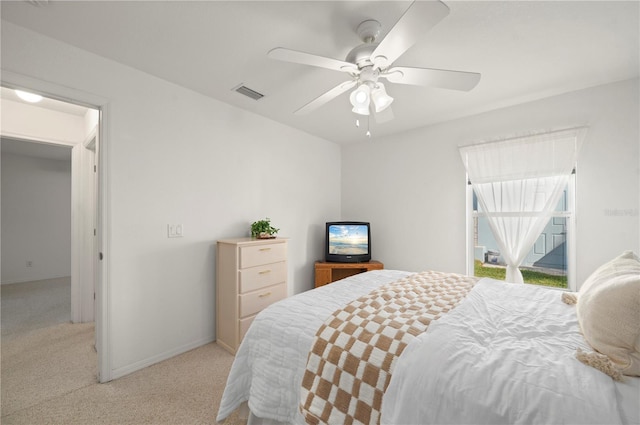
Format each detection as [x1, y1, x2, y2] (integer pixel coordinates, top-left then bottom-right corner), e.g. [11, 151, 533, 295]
[325, 222, 371, 263]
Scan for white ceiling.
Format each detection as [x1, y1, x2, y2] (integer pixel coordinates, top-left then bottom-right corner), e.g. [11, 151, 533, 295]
[1, 1, 638, 144]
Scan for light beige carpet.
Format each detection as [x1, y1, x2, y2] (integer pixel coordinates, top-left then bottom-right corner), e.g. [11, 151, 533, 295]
[1, 277, 71, 340]
[1, 279, 246, 424]
[1, 322, 247, 425]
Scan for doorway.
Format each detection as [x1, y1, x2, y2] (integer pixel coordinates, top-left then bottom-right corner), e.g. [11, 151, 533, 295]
[0, 84, 105, 379]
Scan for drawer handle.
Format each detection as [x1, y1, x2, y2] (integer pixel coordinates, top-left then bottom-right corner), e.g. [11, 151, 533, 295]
[258, 292, 272, 298]
[259, 270, 271, 275]
[259, 248, 271, 251]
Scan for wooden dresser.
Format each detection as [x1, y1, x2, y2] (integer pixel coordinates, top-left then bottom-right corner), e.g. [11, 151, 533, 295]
[216, 237, 288, 355]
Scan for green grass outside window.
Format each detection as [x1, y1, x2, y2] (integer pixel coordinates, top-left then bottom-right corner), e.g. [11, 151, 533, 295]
[474, 260, 567, 289]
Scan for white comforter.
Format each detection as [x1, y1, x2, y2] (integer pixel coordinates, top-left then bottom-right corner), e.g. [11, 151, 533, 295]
[217, 271, 639, 425]
[382, 278, 634, 425]
[216, 270, 412, 424]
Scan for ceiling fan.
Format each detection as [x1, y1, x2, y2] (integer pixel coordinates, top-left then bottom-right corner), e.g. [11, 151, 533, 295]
[268, 0, 480, 122]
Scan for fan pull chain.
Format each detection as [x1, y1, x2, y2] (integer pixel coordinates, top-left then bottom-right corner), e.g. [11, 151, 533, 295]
[355, 117, 371, 138]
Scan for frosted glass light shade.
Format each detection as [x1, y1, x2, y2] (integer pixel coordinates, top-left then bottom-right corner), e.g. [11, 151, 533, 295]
[371, 83, 393, 112]
[352, 105, 370, 115]
[350, 85, 371, 116]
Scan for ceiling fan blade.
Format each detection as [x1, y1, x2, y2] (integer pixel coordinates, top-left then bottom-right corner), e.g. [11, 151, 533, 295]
[384, 66, 481, 91]
[268, 47, 359, 74]
[295, 80, 357, 115]
[371, 1, 450, 68]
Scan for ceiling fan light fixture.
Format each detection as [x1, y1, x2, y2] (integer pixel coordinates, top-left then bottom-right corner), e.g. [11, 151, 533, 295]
[268, 1, 479, 128]
[371, 83, 394, 112]
[350, 84, 371, 116]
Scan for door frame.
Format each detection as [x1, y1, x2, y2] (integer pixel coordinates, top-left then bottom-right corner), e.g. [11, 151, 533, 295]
[2, 71, 112, 382]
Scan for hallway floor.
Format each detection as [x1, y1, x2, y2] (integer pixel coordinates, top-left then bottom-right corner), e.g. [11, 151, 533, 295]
[1, 277, 71, 341]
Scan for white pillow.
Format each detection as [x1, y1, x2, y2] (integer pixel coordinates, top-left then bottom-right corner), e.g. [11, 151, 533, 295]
[576, 251, 640, 376]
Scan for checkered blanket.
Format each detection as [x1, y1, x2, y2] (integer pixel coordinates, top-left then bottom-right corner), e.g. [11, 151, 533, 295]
[300, 270, 479, 425]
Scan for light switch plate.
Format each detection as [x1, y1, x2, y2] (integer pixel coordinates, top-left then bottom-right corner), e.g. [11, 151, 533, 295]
[168, 224, 184, 238]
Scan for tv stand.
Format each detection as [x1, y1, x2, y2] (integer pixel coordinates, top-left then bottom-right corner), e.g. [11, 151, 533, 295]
[314, 260, 384, 288]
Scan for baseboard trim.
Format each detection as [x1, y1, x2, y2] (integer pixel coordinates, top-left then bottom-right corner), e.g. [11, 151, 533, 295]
[1, 275, 71, 285]
[109, 335, 215, 381]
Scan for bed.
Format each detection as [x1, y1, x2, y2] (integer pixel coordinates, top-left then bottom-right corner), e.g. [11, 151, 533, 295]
[217, 258, 640, 425]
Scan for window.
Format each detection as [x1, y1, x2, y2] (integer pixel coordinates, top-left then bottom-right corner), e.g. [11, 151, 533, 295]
[468, 175, 576, 290]
[459, 128, 585, 291]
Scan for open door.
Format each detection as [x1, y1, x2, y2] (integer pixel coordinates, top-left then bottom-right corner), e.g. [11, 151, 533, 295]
[70, 126, 98, 323]
[94, 109, 110, 382]
[90, 125, 101, 356]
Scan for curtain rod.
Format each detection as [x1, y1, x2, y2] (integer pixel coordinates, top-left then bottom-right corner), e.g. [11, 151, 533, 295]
[459, 126, 588, 150]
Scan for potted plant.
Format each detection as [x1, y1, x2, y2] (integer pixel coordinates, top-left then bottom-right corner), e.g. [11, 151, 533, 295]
[251, 217, 279, 239]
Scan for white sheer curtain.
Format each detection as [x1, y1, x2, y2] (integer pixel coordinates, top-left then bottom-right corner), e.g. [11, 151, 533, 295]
[459, 128, 586, 283]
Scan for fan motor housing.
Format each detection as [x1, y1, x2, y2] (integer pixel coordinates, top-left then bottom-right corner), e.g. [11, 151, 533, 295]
[345, 43, 379, 69]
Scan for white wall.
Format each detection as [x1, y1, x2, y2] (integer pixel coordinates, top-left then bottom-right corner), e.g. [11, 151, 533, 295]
[1, 21, 341, 379]
[342, 79, 639, 288]
[1, 152, 72, 284]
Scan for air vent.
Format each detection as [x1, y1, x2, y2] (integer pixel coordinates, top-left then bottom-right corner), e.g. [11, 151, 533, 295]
[233, 84, 264, 101]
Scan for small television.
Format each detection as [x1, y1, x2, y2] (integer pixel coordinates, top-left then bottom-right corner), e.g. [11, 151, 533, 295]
[325, 221, 371, 263]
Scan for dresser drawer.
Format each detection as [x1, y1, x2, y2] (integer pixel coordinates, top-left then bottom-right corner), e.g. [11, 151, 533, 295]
[240, 261, 286, 293]
[240, 243, 286, 269]
[239, 283, 287, 318]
